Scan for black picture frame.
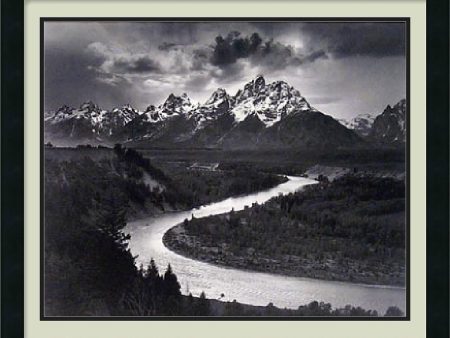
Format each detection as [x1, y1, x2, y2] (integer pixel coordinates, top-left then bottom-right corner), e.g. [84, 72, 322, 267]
[1, 0, 448, 337]
[1, 1, 25, 338]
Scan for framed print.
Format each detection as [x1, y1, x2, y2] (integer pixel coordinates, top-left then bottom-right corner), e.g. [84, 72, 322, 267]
[40, 17, 410, 321]
[1, 0, 448, 337]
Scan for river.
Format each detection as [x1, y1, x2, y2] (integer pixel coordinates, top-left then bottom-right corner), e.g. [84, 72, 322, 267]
[125, 176, 406, 315]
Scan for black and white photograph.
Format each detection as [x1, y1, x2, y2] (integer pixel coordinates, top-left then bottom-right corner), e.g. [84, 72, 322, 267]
[42, 19, 409, 318]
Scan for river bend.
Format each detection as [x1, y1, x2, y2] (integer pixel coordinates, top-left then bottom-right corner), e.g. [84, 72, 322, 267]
[125, 176, 406, 314]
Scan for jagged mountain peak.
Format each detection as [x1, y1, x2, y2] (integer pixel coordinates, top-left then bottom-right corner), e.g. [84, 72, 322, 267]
[382, 99, 405, 115]
[44, 76, 366, 149]
[248, 74, 266, 93]
[122, 103, 135, 109]
[164, 93, 193, 106]
[57, 104, 74, 111]
[47, 101, 105, 125]
[187, 88, 233, 131]
[145, 104, 156, 112]
[142, 92, 196, 123]
[396, 98, 406, 107]
[79, 101, 100, 111]
[164, 93, 188, 105]
[370, 98, 406, 143]
[54, 104, 75, 115]
[254, 74, 265, 84]
[393, 99, 406, 114]
[236, 76, 266, 102]
[338, 113, 376, 137]
[381, 99, 406, 119]
[232, 76, 312, 126]
[205, 88, 230, 105]
[112, 103, 138, 112]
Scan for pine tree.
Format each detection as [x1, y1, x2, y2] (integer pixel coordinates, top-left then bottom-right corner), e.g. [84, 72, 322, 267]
[146, 258, 159, 280]
[194, 291, 210, 316]
[161, 264, 181, 315]
[92, 186, 130, 249]
[163, 264, 181, 297]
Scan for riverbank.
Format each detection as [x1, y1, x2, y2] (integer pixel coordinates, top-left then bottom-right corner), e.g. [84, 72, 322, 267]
[163, 222, 405, 286]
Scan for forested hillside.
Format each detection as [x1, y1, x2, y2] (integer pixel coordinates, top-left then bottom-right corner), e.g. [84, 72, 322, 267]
[44, 146, 286, 315]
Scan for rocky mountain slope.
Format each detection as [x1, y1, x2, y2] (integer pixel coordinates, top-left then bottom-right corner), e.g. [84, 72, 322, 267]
[44, 76, 366, 149]
[44, 101, 141, 146]
[338, 99, 406, 144]
[338, 113, 376, 137]
[369, 99, 406, 143]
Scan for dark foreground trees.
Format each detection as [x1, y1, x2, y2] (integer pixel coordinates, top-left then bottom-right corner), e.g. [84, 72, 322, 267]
[44, 150, 181, 316]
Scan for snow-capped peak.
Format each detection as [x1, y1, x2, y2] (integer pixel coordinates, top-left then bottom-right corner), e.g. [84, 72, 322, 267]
[186, 88, 233, 131]
[79, 101, 100, 112]
[253, 75, 266, 92]
[231, 76, 313, 127]
[338, 113, 376, 136]
[204, 88, 231, 107]
[44, 76, 322, 144]
[107, 104, 140, 126]
[162, 93, 194, 113]
[143, 93, 196, 123]
[235, 76, 266, 104]
[57, 104, 74, 113]
[46, 104, 75, 123]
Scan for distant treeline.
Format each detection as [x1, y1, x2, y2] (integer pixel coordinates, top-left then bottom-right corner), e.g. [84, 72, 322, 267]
[112, 144, 288, 207]
[170, 169, 287, 206]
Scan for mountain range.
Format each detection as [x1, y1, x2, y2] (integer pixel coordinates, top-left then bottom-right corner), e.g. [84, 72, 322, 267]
[338, 99, 406, 143]
[44, 76, 406, 149]
[338, 114, 376, 137]
[369, 99, 406, 143]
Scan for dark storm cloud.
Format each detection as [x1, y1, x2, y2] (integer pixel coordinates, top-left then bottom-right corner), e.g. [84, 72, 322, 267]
[301, 22, 406, 58]
[86, 42, 161, 75]
[112, 55, 160, 73]
[210, 31, 327, 70]
[158, 42, 183, 51]
[211, 32, 262, 65]
[257, 39, 300, 67]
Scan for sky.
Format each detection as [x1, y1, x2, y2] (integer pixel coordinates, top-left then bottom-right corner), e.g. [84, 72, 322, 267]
[44, 21, 407, 120]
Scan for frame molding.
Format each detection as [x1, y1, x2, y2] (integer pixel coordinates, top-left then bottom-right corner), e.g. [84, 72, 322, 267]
[0, 0, 448, 337]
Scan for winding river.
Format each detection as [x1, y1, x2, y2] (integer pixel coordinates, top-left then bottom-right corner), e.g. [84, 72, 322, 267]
[125, 176, 406, 314]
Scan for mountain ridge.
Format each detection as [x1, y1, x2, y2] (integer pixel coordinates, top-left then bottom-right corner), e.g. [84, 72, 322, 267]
[44, 76, 404, 149]
[338, 99, 406, 143]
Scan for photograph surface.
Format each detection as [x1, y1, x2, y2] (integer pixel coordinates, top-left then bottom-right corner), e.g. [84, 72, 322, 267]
[42, 19, 408, 318]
